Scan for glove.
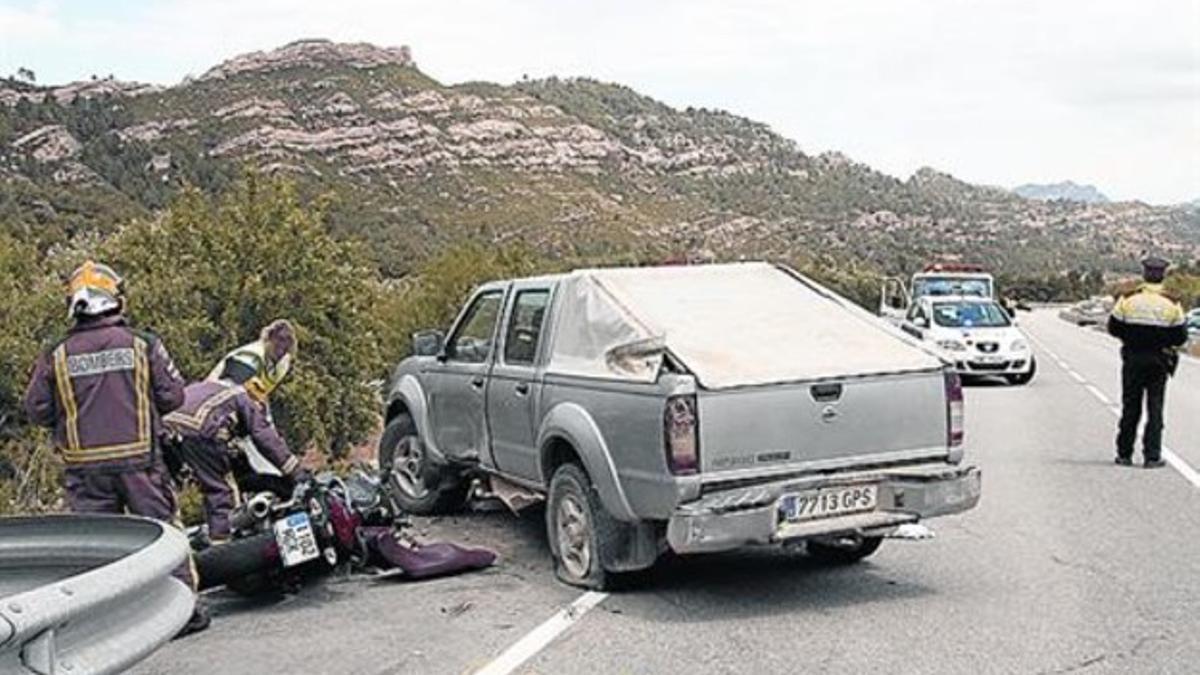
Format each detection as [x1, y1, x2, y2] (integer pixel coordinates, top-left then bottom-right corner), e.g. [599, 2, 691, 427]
[291, 467, 314, 485]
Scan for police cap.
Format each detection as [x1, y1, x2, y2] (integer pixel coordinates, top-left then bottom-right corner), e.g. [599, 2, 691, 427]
[1141, 255, 1170, 272]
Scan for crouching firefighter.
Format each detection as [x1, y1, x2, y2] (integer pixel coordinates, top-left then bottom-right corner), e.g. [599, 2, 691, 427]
[165, 320, 306, 545]
[23, 260, 210, 637]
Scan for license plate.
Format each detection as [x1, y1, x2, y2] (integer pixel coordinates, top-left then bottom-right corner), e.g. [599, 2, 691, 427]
[273, 512, 321, 568]
[975, 355, 1003, 363]
[779, 484, 878, 523]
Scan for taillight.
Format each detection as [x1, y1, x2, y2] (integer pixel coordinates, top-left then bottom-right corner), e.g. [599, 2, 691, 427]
[664, 395, 699, 475]
[945, 370, 964, 448]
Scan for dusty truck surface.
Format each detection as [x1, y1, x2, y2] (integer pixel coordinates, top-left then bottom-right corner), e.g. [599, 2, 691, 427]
[380, 262, 981, 589]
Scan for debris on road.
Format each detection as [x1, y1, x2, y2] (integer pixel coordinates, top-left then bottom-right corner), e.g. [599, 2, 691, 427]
[441, 600, 474, 618]
[888, 523, 935, 540]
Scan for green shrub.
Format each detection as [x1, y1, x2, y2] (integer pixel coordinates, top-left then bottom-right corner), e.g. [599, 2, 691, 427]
[378, 242, 546, 362]
[102, 172, 388, 456]
[0, 233, 62, 513]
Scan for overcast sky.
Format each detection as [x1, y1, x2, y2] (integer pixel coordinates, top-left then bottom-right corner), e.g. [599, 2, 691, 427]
[2, 0, 1197, 203]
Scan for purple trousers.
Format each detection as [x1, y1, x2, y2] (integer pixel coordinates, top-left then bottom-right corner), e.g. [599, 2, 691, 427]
[177, 439, 240, 541]
[65, 464, 196, 589]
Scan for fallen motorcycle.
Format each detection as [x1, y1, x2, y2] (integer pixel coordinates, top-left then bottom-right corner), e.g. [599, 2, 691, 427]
[193, 469, 496, 594]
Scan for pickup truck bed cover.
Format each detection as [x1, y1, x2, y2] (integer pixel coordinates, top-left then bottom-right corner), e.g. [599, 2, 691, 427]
[546, 262, 942, 389]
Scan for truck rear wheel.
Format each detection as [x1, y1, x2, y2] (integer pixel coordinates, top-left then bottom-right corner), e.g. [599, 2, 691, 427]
[806, 535, 883, 564]
[547, 463, 618, 590]
[379, 413, 468, 515]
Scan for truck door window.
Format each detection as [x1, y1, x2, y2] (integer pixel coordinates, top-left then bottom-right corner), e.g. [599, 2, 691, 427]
[504, 290, 550, 365]
[447, 291, 503, 363]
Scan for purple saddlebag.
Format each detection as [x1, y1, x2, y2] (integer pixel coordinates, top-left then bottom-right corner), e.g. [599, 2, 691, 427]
[362, 527, 497, 579]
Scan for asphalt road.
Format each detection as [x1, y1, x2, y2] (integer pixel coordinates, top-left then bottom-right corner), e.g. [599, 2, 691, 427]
[136, 309, 1200, 675]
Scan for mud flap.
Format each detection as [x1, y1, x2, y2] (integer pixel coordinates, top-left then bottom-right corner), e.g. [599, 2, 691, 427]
[361, 527, 497, 580]
[598, 518, 663, 573]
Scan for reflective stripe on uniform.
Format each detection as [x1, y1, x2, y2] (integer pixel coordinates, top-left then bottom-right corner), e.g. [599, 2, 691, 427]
[61, 439, 151, 463]
[1111, 285, 1185, 328]
[281, 455, 300, 475]
[225, 472, 242, 508]
[135, 338, 149, 447]
[66, 348, 135, 377]
[53, 345, 81, 451]
[164, 386, 243, 432]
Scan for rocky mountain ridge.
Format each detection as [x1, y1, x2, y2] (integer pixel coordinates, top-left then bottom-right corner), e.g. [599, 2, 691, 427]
[1013, 181, 1110, 204]
[2, 39, 1196, 278]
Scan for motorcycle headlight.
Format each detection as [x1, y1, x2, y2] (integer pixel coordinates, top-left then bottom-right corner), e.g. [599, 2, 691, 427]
[937, 339, 967, 352]
[1011, 339, 1029, 351]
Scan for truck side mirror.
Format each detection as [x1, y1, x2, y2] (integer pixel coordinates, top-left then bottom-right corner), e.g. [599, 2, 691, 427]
[412, 330, 445, 358]
[913, 317, 929, 329]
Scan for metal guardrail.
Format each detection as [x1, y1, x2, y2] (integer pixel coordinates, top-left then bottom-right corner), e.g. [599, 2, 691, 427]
[0, 515, 194, 675]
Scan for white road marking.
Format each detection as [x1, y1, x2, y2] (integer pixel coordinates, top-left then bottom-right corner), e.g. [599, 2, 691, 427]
[1028, 325, 1200, 490]
[474, 591, 609, 675]
[1084, 384, 1110, 405]
[1165, 451, 1200, 488]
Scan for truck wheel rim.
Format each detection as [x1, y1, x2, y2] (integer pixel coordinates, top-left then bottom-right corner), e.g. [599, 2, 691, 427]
[391, 435, 430, 499]
[556, 494, 591, 579]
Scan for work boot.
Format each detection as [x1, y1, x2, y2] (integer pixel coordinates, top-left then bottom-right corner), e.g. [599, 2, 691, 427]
[175, 598, 211, 639]
[1114, 456, 1133, 467]
[1143, 458, 1166, 469]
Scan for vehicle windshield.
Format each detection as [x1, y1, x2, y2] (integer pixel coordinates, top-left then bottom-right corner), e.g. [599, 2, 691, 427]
[914, 277, 992, 298]
[932, 301, 1011, 328]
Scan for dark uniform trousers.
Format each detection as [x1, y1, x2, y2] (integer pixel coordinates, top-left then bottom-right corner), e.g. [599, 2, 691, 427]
[177, 438, 241, 540]
[65, 463, 178, 518]
[1116, 351, 1170, 462]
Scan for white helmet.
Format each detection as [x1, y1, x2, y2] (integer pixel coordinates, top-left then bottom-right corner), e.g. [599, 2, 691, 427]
[66, 260, 124, 319]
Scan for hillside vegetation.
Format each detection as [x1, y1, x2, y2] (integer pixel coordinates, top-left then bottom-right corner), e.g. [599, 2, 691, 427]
[3, 39, 1197, 277]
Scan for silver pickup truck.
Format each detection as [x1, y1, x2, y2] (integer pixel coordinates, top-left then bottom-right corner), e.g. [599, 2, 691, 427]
[380, 262, 980, 589]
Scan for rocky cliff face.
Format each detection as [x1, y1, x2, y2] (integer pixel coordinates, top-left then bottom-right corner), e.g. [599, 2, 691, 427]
[0, 77, 159, 106]
[198, 39, 415, 81]
[1, 40, 1196, 276]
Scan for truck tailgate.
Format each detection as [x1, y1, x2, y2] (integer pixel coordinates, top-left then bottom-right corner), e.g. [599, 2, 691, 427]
[697, 369, 949, 479]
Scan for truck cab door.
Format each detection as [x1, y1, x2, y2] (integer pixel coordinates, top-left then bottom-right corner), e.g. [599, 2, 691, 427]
[880, 277, 910, 324]
[427, 288, 506, 464]
[486, 283, 552, 480]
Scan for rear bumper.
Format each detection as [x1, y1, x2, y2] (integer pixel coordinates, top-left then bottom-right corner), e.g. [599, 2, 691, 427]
[665, 463, 981, 554]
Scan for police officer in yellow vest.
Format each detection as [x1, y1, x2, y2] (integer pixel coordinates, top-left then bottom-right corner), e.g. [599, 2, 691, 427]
[1107, 256, 1188, 468]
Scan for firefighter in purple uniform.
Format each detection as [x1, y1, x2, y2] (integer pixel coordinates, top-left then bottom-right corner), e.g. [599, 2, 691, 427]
[23, 260, 209, 636]
[165, 320, 306, 544]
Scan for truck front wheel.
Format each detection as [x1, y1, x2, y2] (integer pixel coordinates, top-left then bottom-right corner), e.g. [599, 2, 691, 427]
[379, 413, 468, 515]
[547, 463, 618, 590]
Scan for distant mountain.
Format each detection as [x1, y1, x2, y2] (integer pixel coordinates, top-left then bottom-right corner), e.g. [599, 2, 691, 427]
[2, 39, 1197, 278]
[1013, 181, 1109, 204]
